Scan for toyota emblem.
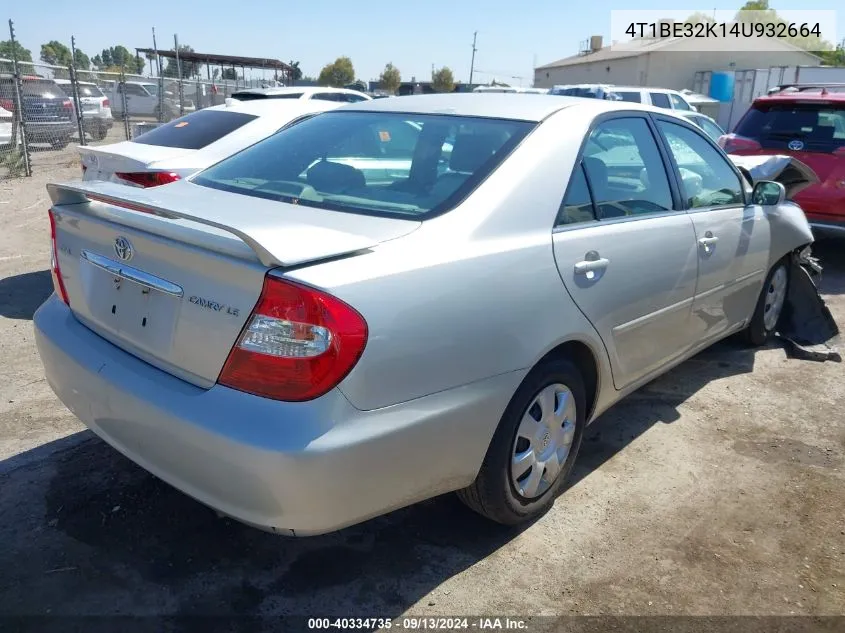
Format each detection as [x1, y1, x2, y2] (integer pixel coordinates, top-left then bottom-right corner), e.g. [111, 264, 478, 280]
[787, 140, 804, 151]
[114, 236, 134, 262]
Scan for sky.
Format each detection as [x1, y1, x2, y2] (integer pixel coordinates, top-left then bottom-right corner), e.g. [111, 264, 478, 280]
[7, 0, 845, 85]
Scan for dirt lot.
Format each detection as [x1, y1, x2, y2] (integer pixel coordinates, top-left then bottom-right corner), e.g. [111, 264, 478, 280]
[0, 166, 843, 625]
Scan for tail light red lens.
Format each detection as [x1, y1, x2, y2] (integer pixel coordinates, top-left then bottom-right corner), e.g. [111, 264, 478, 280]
[102, 98, 110, 108]
[0, 98, 14, 111]
[62, 99, 74, 111]
[48, 210, 70, 306]
[115, 171, 182, 188]
[718, 134, 762, 154]
[218, 275, 368, 402]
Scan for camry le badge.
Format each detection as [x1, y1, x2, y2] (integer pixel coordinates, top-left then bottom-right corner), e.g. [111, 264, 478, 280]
[114, 236, 134, 262]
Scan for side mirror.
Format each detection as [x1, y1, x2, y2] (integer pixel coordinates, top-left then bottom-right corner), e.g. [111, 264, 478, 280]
[752, 180, 786, 206]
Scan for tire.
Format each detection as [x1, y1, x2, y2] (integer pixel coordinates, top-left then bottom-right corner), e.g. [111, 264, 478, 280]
[743, 258, 790, 347]
[457, 357, 587, 525]
[93, 127, 108, 141]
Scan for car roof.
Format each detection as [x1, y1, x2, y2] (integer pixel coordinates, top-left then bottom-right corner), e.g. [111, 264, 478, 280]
[232, 86, 366, 96]
[755, 89, 845, 104]
[203, 98, 340, 117]
[332, 92, 692, 122]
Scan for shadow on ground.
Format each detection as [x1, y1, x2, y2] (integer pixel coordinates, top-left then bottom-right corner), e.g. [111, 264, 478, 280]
[814, 238, 845, 295]
[0, 336, 766, 626]
[0, 270, 53, 320]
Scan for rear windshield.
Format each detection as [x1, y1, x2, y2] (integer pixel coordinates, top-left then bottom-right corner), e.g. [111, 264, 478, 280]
[232, 92, 303, 101]
[5, 79, 65, 98]
[736, 102, 845, 151]
[132, 109, 258, 150]
[57, 84, 105, 98]
[550, 87, 601, 98]
[193, 111, 534, 219]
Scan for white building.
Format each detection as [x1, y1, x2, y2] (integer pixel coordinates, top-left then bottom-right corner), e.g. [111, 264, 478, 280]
[534, 34, 821, 90]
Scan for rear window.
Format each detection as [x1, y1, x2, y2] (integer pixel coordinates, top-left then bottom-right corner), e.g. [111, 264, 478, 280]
[735, 102, 845, 151]
[232, 92, 303, 101]
[193, 111, 534, 219]
[12, 79, 64, 98]
[132, 109, 258, 150]
[551, 87, 601, 99]
[57, 84, 105, 98]
[649, 92, 671, 109]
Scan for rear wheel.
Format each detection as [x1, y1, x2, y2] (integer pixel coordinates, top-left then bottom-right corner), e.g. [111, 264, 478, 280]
[457, 358, 586, 525]
[92, 126, 108, 141]
[743, 258, 790, 346]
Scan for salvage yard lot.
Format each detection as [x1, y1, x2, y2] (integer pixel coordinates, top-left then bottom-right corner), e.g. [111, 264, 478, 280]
[0, 166, 843, 620]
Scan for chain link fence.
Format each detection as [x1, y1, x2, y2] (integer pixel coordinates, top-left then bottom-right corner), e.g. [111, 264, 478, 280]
[2, 21, 277, 181]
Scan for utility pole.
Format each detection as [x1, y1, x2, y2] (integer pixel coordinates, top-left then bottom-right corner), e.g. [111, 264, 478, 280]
[69, 36, 86, 145]
[7, 19, 31, 176]
[469, 31, 478, 88]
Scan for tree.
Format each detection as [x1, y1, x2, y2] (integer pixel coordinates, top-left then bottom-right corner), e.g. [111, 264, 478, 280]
[0, 40, 33, 62]
[40, 40, 73, 66]
[379, 62, 401, 93]
[318, 56, 355, 87]
[684, 12, 716, 25]
[221, 67, 238, 80]
[163, 44, 200, 79]
[288, 60, 302, 82]
[431, 66, 455, 93]
[734, 1, 831, 52]
[73, 49, 90, 70]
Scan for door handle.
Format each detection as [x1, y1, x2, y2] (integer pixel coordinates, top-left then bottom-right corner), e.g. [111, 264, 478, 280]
[574, 257, 610, 275]
[698, 234, 719, 255]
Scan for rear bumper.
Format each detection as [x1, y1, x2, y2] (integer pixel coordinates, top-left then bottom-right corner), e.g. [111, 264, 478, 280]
[808, 219, 845, 237]
[34, 296, 519, 535]
[24, 121, 76, 140]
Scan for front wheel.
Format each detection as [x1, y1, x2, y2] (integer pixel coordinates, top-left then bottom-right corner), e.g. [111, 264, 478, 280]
[743, 258, 790, 346]
[457, 358, 586, 525]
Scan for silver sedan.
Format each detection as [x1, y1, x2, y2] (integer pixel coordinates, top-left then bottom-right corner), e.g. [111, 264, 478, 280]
[35, 94, 813, 535]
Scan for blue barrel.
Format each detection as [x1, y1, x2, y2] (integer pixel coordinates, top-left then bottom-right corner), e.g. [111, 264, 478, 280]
[709, 71, 735, 102]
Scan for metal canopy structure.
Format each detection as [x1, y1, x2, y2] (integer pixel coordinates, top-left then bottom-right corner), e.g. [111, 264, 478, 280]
[135, 48, 294, 84]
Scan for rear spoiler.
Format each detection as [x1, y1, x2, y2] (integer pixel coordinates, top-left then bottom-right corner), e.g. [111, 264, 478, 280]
[46, 180, 418, 268]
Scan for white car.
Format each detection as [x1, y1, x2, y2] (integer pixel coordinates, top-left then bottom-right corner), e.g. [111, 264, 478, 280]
[230, 86, 372, 103]
[54, 79, 113, 141]
[605, 86, 698, 112]
[0, 103, 19, 149]
[78, 98, 342, 187]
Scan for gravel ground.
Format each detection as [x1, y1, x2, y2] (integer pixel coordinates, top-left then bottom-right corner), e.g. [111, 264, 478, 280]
[0, 166, 843, 625]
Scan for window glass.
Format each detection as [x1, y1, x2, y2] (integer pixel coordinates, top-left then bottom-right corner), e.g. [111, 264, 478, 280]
[556, 163, 596, 226]
[615, 91, 642, 103]
[649, 92, 671, 109]
[313, 93, 341, 102]
[581, 117, 673, 218]
[696, 117, 725, 142]
[132, 109, 258, 150]
[734, 103, 845, 151]
[193, 112, 533, 219]
[658, 120, 744, 208]
[670, 93, 692, 110]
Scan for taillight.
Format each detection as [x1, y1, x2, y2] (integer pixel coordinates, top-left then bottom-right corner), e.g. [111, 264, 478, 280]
[48, 210, 70, 306]
[718, 134, 762, 154]
[0, 98, 14, 111]
[62, 99, 74, 111]
[115, 171, 181, 188]
[218, 275, 368, 402]
[102, 98, 110, 108]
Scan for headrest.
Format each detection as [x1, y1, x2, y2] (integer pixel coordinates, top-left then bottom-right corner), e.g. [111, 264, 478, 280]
[307, 160, 365, 193]
[449, 132, 505, 173]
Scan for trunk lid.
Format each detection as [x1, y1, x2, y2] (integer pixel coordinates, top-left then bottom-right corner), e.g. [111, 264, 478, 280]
[48, 179, 420, 387]
[79, 142, 197, 183]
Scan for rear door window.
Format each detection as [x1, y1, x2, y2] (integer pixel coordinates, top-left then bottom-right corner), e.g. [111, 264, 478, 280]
[582, 117, 674, 218]
[734, 103, 845, 152]
[615, 91, 642, 103]
[132, 109, 258, 150]
[649, 92, 672, 109]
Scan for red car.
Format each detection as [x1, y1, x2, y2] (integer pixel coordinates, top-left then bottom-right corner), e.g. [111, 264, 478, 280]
[719, 84, 845, 236]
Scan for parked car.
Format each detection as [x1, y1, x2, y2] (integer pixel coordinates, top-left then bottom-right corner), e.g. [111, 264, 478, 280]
[0, 75, 77, 149]
[549, 84, 622, 100]
[105, 80, 184, 120]
[606, 86, 698, 112]
[78, 98, 343, 187]
[54, 79, 113, 141]
[0, 103, 21, 150]
[37, 94, 814, 536]
[675, 110, 726, 141]
[719, 85, 845, 235]
[230, 86, 372, 103]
